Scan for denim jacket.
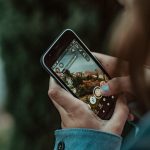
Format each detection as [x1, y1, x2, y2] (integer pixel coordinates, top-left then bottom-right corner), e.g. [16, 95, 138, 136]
[54, 113, 150, 150]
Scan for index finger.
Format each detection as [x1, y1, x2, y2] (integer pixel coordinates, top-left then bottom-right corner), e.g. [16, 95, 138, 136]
[48, 77, 82, 113]
[92, 52, 129, 77]
[109, 95, 129, 135]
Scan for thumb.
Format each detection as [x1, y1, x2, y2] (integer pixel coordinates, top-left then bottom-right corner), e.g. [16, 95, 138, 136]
[100, 76, 133, 96]
[109, 95, 129, 135]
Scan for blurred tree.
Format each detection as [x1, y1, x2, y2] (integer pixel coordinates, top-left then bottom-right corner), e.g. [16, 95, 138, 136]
[0, 0, 121, 149]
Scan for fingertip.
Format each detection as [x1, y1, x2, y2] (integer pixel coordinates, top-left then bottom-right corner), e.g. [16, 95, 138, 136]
[100, 77, 125, 96]
[49, 76, 51, 87]
[49, 77, 60, 89]
[49, 76, 53, 89]
[49, 76, 54, 85]
[127, 113, 135, 121]
[100, 84, 111, 96]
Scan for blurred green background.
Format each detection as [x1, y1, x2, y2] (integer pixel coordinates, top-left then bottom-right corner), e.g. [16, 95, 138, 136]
[0, 0, 121, 149]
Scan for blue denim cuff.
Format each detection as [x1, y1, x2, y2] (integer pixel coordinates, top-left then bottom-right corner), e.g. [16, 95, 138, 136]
[54, 128, 122, 150]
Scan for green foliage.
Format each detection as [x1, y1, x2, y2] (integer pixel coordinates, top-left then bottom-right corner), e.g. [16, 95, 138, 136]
[0, 0, 120, 149]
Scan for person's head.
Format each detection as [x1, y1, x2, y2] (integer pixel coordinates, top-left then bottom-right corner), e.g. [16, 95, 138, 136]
[109, 0, 150, 113]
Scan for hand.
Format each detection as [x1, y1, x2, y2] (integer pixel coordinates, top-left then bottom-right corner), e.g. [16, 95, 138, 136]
[100, 76, 134, 97]
[94, 53, 135, 121]
[48, 53, 130, 136]
[98, 56, 150, 100]
[49, 78, 129, 136]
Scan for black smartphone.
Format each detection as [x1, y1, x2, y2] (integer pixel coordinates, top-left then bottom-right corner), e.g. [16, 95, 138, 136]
[41, 29, 116, 120]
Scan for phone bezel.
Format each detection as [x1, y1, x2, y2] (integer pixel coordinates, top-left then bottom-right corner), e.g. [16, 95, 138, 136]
[41, 29, 117, 120]
[41, 29, 111, 97]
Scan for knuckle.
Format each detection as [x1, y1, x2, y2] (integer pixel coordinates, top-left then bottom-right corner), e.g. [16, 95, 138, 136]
[112, 77, 118, 82]
[48, 88, 59, 99]
[71, 101, 86, 114]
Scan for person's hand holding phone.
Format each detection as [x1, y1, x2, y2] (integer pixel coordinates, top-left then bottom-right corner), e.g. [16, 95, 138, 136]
[48, 52, 131, 136]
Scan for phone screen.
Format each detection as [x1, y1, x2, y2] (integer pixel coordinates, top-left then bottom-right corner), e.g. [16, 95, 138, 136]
[51, 39, 115, 117]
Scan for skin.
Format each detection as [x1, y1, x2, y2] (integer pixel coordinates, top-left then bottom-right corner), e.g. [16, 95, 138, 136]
[48, 53, 131, 136]
[106, 0, 150, 97]
[48, 0, 150, 136]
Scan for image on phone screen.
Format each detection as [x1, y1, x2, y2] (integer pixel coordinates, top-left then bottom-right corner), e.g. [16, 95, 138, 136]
[51, 39, 115, 117]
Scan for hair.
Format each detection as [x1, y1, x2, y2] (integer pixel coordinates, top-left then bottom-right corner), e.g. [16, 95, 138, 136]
[109, 0, 150, 114]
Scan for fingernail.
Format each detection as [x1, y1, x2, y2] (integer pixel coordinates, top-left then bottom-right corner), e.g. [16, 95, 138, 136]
[100, 84, 110, 95]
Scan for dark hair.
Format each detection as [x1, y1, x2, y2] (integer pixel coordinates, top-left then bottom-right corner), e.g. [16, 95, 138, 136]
[109, 0, 150, 114]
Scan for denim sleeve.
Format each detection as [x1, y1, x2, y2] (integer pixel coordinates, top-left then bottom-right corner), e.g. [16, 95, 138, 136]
[54, 128, 122, 150]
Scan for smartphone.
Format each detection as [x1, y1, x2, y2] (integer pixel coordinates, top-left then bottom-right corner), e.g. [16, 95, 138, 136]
[41, 29, 116, 120]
